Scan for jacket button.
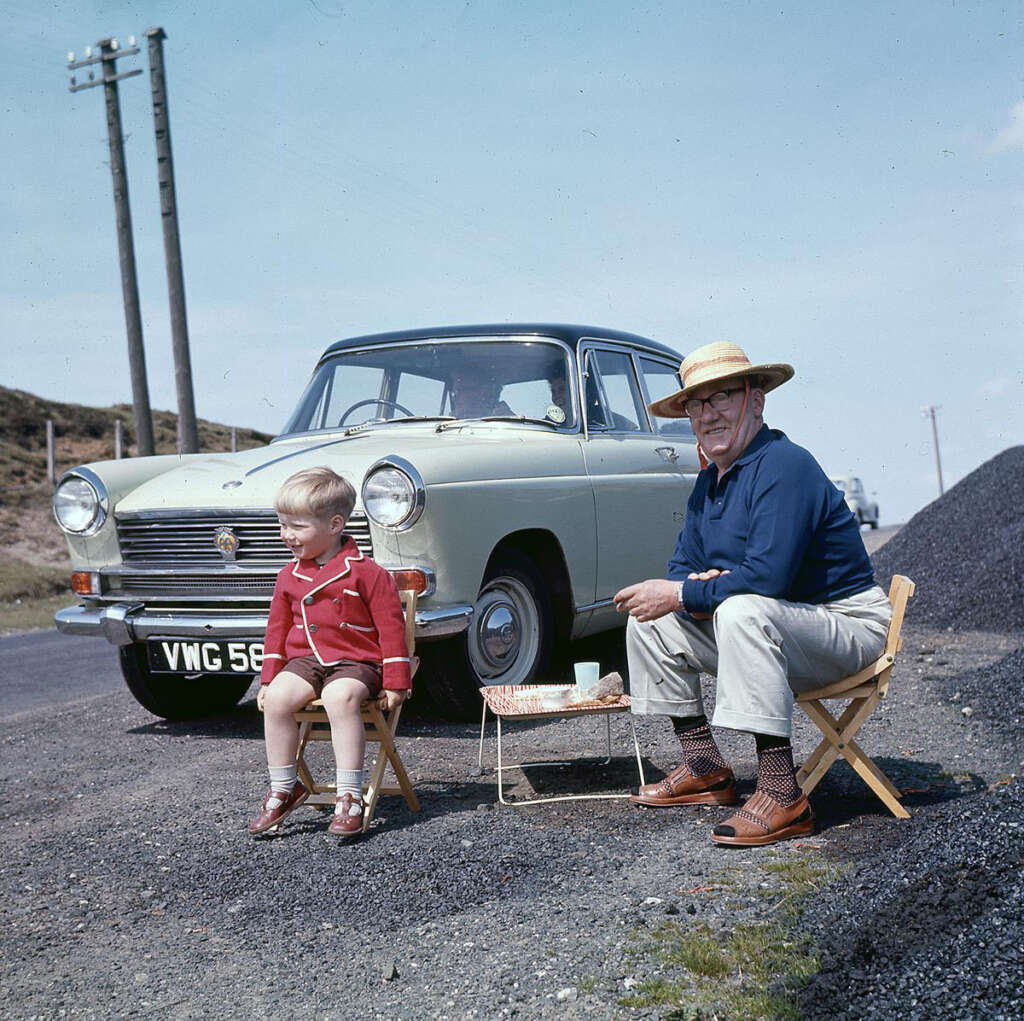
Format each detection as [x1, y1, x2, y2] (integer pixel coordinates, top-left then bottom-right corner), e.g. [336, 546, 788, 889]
[308, 624, 319, 633]
[303, 595, 314, 605]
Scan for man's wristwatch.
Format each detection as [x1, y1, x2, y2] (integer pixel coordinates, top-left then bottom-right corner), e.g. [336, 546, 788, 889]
[677, 581, 685, 609]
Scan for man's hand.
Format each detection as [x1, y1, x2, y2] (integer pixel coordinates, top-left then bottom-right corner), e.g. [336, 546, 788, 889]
[684, 568, 729, 619]
[613, 579, 680, 622]
[378, 688, 411, 712]
[256, 685, 268, 712]
[687, 568, 730, 582]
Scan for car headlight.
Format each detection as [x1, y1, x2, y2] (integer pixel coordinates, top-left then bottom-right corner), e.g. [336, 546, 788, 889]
[361, 457, 425, 530]
[52, 471, 107, 535]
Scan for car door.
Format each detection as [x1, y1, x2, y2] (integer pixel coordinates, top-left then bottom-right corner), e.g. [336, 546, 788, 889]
[577, 342, 699, 632]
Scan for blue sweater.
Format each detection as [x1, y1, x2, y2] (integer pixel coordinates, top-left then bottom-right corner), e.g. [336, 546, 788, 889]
[672, 425, 876, 616]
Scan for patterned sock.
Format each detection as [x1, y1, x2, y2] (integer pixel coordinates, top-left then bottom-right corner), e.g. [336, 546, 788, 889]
[266, 763, 297, 809]
[334, 768, 363, 813]
[672, 715, 728, 776]
[754, 735, 802, 806]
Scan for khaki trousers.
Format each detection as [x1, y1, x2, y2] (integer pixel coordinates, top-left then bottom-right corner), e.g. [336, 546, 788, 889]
[626, 586, 892, 738]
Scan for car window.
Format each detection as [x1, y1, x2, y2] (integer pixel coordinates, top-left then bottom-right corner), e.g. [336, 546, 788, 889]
[585, 349, 646, 432]
[393, 373, 446, 416]
[639, 357, 694, 439]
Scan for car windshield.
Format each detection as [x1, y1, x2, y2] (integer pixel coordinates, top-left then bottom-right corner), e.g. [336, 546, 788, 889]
[279, 338, 576, 435]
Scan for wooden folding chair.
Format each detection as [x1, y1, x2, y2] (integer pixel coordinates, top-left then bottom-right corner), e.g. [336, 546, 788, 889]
[796, 575, 915, 819]
[292, 589, 421, 832]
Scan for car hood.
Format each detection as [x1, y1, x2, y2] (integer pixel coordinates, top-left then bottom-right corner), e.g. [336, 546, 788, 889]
[115, 424, 585, 513]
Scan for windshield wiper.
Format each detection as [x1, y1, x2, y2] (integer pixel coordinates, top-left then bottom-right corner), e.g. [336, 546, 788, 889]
[436, 415, 561, 432]
[344, 415, 455, 436]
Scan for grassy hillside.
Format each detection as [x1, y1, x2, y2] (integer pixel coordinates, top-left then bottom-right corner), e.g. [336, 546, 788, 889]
[0, 385, 273, 577]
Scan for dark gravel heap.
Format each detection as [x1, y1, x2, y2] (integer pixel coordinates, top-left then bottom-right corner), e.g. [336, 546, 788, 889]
[799, 778, 1023, 1021]
[934, 644, 1024, 738]
[871, 446, 1024, 633]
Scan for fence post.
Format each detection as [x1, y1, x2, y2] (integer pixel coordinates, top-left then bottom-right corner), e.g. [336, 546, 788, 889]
[231, 426, 237, 452]
[47, 419, 56, 485]
[115, 418, 124, 459]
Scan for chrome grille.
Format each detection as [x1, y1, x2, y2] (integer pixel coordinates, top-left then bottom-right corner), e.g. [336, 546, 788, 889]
[119, 574, 276, 595]
[116, 512, 374, 564]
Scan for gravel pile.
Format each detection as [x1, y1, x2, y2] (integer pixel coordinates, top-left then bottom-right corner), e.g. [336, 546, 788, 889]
[799, 778, 1023, 1020]
[935, 644, 1024, 739]
[871, 446, 1024, 633]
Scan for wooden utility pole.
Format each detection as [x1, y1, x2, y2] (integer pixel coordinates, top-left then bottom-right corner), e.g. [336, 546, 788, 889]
[923, 405, 944, 497]
[145, 27, 200, 454]
[67, 38, 155, 456]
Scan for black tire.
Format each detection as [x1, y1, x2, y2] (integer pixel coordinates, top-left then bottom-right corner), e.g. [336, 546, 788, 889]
[420, 551, 554, 720]
[119, 644, 254, 720]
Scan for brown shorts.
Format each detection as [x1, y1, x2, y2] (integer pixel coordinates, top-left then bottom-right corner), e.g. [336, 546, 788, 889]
[282, 656, 383, 699]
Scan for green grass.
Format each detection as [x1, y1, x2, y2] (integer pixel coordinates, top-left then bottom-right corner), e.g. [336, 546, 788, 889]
[621, 920, 818, 1018]
[0, 555, 69, 602]
[0, 593, 74, 635]
[619, 856, 833, 1018]
[0, 554, 74, 634]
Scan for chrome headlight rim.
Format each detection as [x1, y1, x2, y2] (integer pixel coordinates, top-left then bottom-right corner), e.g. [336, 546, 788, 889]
[52, 467, 109, 536]
[361, 455, 425, 531]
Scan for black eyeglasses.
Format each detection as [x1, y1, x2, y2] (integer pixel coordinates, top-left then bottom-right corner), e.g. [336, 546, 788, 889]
[683, 386, 745, 418]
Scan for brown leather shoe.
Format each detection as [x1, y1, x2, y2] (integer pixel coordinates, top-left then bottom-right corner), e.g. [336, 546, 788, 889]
[328, 792, 364, 838]
[711, 791, 814, 846]
[630, 762, 737, 807]
[248, 781, 309, 834]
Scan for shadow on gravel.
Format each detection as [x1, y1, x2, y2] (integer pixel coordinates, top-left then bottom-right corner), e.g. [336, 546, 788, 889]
[127, 701, 265, 739]
[810, 757, 987, 832]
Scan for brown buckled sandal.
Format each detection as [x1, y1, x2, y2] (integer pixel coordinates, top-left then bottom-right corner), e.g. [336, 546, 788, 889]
[248, 781, 310, 835]
[328, 792, 365, 839]
[630, 763, 737, 807]
[711, 791, 814, 846]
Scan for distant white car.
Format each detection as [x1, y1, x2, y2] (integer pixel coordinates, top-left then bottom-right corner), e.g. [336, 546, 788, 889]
[830, 475, 879, 529]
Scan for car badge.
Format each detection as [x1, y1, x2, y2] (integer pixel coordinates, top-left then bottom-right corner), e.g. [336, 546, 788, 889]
[545, 404, 566, 425]
[222, 479, 243, 490]
[213, 526, 241, 562]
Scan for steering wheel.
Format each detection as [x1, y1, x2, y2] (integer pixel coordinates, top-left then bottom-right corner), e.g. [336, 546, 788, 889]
[337, 398, 414, 427]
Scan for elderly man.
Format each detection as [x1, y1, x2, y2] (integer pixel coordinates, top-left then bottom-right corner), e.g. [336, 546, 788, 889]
[614, 341, 891, 846]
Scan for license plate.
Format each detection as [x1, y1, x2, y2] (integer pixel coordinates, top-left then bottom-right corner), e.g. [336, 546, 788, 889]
[147, 639, 264, 674]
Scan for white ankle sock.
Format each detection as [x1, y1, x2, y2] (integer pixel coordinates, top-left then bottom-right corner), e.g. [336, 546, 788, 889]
[335, 768, 363, 813]
[267, 764, 297, 807]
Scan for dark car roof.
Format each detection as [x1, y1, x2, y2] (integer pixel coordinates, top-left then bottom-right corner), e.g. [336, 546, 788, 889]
[320, 323, 684, 362]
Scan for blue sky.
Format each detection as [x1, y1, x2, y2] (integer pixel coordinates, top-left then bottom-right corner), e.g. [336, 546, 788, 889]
[3, 1, 1022, 523]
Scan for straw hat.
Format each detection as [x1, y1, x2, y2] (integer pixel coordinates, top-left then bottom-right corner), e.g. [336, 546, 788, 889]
[648, 341, 794, 419]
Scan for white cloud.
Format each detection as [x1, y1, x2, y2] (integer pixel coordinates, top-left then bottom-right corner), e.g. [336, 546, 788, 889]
[977, 375, 1023, 398]
[988, 101, 1024, 153]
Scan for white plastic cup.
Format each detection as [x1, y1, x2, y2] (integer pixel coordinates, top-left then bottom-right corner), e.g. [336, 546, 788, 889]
[573, 661, 600, 692]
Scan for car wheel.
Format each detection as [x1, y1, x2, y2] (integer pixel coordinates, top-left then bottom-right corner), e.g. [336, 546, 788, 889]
[119, 644, 254, 720]
[422, 552, 554, 720]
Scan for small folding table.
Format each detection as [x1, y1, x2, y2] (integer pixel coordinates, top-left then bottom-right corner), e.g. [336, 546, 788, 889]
[477, 684, 646, 806]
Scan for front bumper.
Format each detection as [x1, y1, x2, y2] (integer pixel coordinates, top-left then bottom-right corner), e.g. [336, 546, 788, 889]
[55, 601, 473, 646]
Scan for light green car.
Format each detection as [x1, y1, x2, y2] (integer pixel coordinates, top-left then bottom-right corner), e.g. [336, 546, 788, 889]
[53, 323, 700, 719]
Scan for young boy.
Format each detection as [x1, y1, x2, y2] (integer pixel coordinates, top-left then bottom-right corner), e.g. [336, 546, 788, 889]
[249, 466, 412, 838]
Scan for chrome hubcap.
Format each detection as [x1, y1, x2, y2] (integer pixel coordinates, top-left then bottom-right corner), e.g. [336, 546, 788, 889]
[468, 575, 540, 683]
[479, 603, 520, 668]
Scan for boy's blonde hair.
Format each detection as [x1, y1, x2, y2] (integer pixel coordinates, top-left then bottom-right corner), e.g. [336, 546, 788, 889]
[275, 467, 356, 521]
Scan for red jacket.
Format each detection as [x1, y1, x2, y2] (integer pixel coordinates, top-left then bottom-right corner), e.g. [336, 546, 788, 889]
[259, 538, 412, 691]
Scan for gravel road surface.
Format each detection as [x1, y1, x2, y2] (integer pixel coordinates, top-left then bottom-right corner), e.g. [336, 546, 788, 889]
[2, 613, 1020, 1019]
